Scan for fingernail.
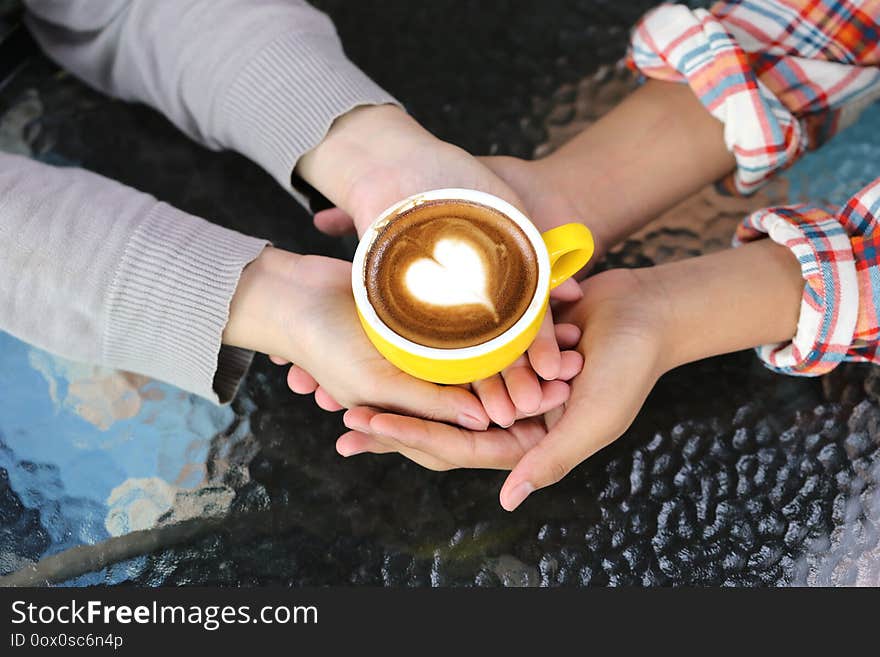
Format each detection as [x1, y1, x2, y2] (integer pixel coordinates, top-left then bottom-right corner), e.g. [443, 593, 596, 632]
[458, 413, 488, 431]
[540, 365, 562, 382]
[502, 482, 534, 511]
[344, 414, 371, 433]
[337, 445, 364, 458]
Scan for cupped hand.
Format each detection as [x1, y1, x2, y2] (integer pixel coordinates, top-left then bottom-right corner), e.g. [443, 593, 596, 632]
[335, 267, 673, 510]
[275, 318, 584, 426]
[275, 247, 585, 423]
[292, 105, 586, 413]
[226, 248, 494, 430]
[298, 105, 530, 240]
[312, 153, 605, 263]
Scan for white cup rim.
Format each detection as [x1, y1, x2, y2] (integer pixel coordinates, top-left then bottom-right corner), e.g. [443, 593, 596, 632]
[351, 188, 550, 360]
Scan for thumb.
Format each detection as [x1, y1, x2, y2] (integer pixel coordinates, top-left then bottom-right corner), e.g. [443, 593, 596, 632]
[380, 376, 491, 433]
[313, 207, 357, 236]
[499, 306, 662, 510]
[549, 277, 583, 302]
[498, 368, 653, 510]
[498, 413, 611, 511]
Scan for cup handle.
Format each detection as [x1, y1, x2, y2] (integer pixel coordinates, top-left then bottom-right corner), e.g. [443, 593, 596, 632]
[541, 223, 594, 289]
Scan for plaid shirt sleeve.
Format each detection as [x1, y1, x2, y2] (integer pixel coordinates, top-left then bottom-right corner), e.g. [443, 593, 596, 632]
[627, 1, 880, 195]
[628, 1, 880, 375]
[733, 178, 880, 375]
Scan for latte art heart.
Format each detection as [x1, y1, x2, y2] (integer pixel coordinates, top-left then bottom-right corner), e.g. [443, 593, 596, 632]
[404, 239, 497, 317]
[364, 200, 538, 349]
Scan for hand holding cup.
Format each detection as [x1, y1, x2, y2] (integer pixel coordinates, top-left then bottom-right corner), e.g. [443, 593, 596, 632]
[351, 188, 594, 384]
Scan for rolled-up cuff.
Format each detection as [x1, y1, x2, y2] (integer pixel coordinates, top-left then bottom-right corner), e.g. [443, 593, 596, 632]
[734, 206, 858, 375]
[628, 4, 805, 195]
[103, 203, 269, 403]
[839, 178, 880, 355]
[219, 30, 401, 202]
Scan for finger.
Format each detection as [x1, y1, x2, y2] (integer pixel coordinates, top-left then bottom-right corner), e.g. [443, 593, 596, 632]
[336, 430, 395, 456]
[347, 406, 439, 456]
[315, 387, 344, 412]
[344, 409, 461, 469]
[499, 414, 605, 511]
[499, 336, 656, 510]
[337, 430, 457, 471]
[269, 355, 290, 366]
[554, 323, 581, 350]
[501, 356, 542, 415]
[549, 277, 584, 302]
[472, 374, 517, 428]
[344, 406, 381, 433]
[369, 412, 537, 469]
[514, 380, 570, 420]
[526, 311, 561, 380]
[383, 375, 490, 431]
[558, 349, 584, 381]
[313, 207, 357, 236]
[287, 365, 319, 394]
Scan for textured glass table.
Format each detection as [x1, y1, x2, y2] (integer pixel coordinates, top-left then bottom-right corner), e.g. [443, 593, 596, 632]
[1, 0, 879, 586]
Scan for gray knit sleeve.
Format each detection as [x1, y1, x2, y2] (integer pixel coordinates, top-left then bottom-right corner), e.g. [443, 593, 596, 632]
[23, 0, 400, 194]
[0, 153, 268, 403]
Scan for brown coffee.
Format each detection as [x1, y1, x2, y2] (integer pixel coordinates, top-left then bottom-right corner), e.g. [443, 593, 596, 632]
[364, 199, 538, 349]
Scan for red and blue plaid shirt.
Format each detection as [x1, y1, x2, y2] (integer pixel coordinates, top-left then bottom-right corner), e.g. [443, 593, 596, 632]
[628, 0, 880, 375]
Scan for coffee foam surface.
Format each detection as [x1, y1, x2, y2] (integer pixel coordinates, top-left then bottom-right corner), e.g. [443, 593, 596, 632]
[364, 200, 538, 349]
[404, 237, 497, 315]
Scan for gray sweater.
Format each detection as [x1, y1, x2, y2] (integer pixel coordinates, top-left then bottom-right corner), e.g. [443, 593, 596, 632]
[2, 0, 397, 403]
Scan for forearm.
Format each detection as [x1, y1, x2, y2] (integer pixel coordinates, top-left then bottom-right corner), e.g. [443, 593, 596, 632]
[640, 239, 804, 372]
[539, 80, 735, 253]
[0, 152, 267, 403]
[222, 247, 301, 358]
[24, 0, 398, 194]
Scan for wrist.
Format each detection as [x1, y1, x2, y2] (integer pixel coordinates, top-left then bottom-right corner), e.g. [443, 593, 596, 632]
[534, 80, 735, 254]
[482, 155, 614, 260]
[566, 268, 673, 379]
[641, 240, 803, 372]
[626, 266, 683, 376]
[295, 104, 441, 230]
[223, 246, 302, 358]
[528, 152, 628, 262]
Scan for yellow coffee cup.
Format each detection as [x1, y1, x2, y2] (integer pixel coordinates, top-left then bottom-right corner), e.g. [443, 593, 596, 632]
[351, 188, 593, 384]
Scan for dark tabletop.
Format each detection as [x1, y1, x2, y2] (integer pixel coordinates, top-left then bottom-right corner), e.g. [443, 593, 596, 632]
[1, 0, 879, 587]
